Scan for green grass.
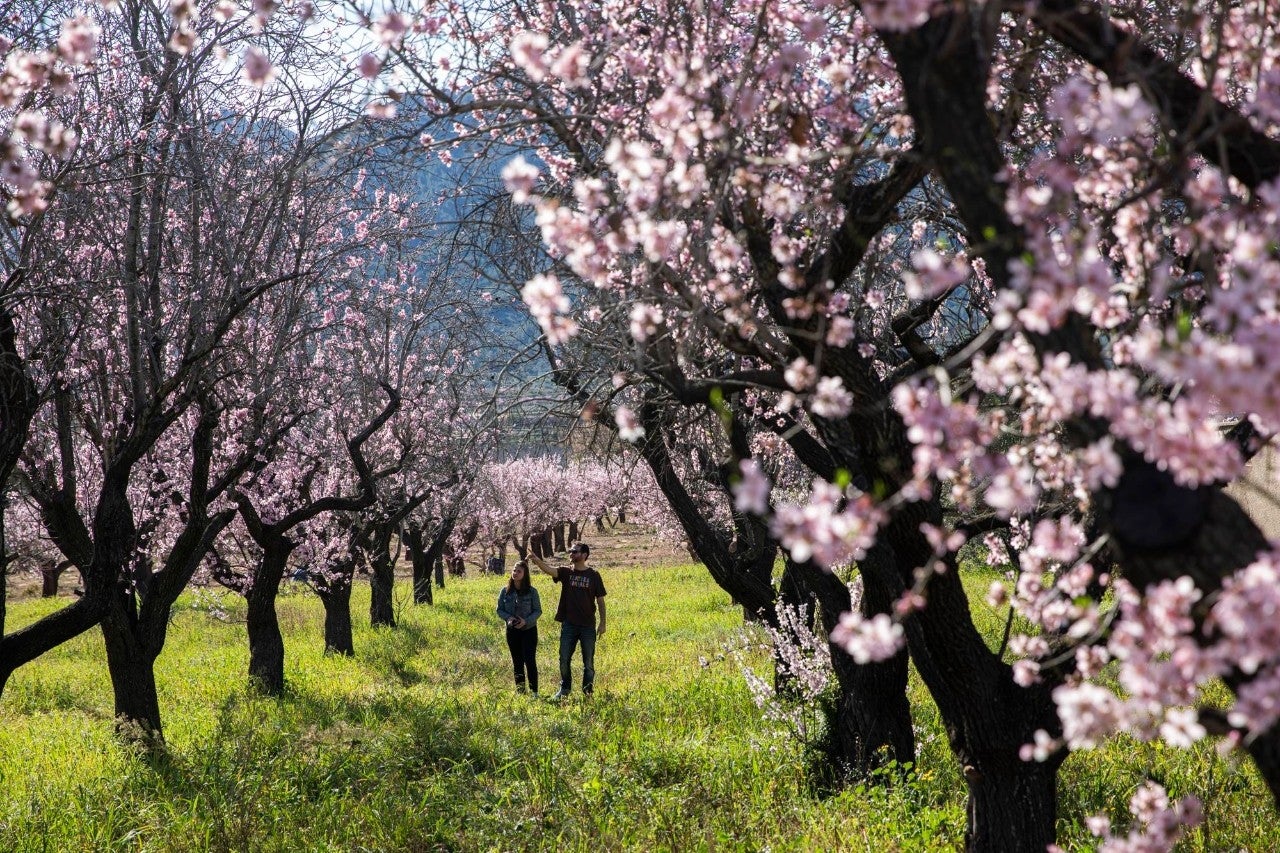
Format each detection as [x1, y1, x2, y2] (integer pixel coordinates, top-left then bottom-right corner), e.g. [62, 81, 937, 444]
[0, 562, 1275, 851]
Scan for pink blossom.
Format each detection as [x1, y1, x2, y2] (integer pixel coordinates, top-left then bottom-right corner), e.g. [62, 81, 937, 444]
[57, 16, 99, 65]
[784, 357, 816, 391]
[549, 41, 589, 87]
[168, 27, 197, 56]
[809, 376, 853, 418]
[510, 31, 550, 82]
[357, 53, 381, 80]
[213, 1, 237, 23]
[372, 13, 409, 48]
[501, 156, 540, 205]
[614, 406, 645, 442]
[241, 47, 274, 86]
[731, 460, 771, 515]
[831, 612, 904, 664]
[859, 0, 936, 31]
[628, 303, 663, 342]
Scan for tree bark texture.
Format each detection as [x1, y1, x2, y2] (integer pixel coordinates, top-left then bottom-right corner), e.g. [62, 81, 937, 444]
[319, 580, 355, 656]
[101, 586, 164, 745]
[40, 562, 73, 598]
[0, 303, 40, 654]
[247, 542, 290, 696]
[368, 523, 396, 629]
[406, 517, 455, 604]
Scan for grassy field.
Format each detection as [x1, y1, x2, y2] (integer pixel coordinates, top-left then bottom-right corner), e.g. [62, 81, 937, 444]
[1, 551, 1276, 851]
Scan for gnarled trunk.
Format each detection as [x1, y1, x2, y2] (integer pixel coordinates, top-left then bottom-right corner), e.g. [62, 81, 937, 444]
[964, 750, 1060, 852]
[318, 576, 354, 656]
[101, 586, 164, 747]
[40, 560, 72, 597]
[405, 527, 433, 605]
[406, 517, 455, 604]
[368, 522, 396, 628]
[1, 305, 38, 639]
[883, 503, 1063, 852]
[247, 541, 290, 696]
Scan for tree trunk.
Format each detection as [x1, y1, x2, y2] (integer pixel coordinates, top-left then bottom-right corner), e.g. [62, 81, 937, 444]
[568, 520, 580, 543]
[404, 525, 433, 605]
[101, 585, 164, 747]
[40, 561, 72, 598]
[318, 579, 354, 656]
[886, 505, 1063, 852]
[407, 517, 455, 604]
[0, 529, 6, 640]
[782, 553, 916, 781]
[536, 527, 553, 557]
[369, 564, 395, 626]
[964, 754, 1060, 852]
[247, 543, 289, 696]
[412, 555, 433, 604]
[369, 522, 396, 628]
[1, 305, 39, 639]
[553, 523, 566, 552]
[100, 494, 230, 750]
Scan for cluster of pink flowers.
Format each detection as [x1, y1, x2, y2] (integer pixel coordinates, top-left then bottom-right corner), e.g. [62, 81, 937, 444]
[519, 272, 576, 345]
[1, 17, 97, 216]
[769, 480, 885, 569]
[733, 601, 836, 742]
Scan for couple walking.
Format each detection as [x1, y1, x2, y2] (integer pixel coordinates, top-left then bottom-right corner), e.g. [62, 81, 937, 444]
[494, 542, 607, 699]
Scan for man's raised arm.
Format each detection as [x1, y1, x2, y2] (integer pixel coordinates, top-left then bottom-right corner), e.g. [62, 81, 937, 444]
[528, 551, 556, 578]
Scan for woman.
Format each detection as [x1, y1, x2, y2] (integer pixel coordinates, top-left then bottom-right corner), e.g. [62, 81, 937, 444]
[495, 560, 541, 693]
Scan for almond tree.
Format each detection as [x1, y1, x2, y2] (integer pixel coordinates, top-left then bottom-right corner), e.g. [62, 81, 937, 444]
[1, 0, 393, 742]
[1, 7, 99, 650]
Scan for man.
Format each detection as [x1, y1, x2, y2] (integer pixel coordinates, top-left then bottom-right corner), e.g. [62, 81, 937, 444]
[529, 541, 606, 699]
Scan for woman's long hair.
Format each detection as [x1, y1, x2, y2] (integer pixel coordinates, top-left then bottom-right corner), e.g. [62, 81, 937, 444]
[506, 560, 532, 593]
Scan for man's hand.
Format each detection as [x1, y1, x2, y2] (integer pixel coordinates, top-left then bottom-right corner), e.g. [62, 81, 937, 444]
[597, 620, 606, 637]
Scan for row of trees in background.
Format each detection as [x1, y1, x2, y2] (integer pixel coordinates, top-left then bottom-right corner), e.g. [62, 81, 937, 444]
[0, 1, 520, 747]
[0, 0, 683, 750]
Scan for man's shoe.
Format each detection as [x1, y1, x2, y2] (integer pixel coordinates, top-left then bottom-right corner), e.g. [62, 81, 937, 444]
[550, 690, 569, 700]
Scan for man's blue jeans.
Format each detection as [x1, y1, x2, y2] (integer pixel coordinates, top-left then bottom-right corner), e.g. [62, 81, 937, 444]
[558, 622, 597, 695]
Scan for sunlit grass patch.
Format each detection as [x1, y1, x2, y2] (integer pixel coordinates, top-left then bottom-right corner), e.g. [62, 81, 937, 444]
[1, 559, 1276, 850]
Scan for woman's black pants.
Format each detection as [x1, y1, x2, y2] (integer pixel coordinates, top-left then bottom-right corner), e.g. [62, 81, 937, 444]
[505, 625, 538, 693]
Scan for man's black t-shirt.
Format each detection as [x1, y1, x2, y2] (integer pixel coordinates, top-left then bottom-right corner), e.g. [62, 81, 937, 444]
[552, 565, 606, 627]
